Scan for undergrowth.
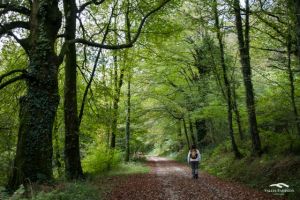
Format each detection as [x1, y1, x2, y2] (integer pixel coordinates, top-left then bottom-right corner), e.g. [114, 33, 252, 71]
[198, 132, 300, 200]
[1, 161, 149, 200]
[104, 162, 150, 176]
[1, 182, 100, 200]
[82, 144, 122, 174]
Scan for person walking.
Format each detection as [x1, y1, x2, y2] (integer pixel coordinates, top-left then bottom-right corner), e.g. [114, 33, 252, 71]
[187, 144, 201, 179]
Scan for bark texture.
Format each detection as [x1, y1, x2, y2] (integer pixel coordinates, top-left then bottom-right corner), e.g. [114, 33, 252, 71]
[214, 0, 241, 158]
[7, 0, 62, 190]
[233, 0, 262, 155]
[183, 118, 190, 148]
[63, 0, 83, 179]
[295, 0, 300, 64]
[110, 55, 125, 148]
[125, 69, 131, 162]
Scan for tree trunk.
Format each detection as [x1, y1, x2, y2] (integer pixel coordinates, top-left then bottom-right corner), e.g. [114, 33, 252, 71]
[233, 0, 262, 156]
[195, 119, 206, 146]
[183, 118, 190, 148]
[188, 116, 196, 145]
[110, 55, 118, 148]
[102, 64, 111, 147]
[214, 0, 241, 158]
[7, 0, 62, 191]
[63, 0, 83, 179]
[295, 0, 300, 64]
[178, 120, 184, 149]
[125, 67, 131, 162]
[287, 31, 300, 135]
[110, 55, 125, 148]
[232, 85, 244, 140]
[53, 117, 62, 177]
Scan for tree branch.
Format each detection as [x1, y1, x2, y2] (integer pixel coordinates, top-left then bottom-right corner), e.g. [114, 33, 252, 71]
[77, 0, 106, 13]
[164, 106, 183, 120]
[0, 3, 30, 16]
[0, 21, 30, 35]
[0, 74, 26, 90]
[253, 11, 286, 38]
[78, 0, 116, 125]
[70, 38, 134, 49]
[71, 0, 171, 49]
[251, 26, 285, 45]
[239, 8, 286, 25]
[267, 64, 286, 71]
[0, 69, 26, 83]
[251, 46, 288, 53]
[0, 22, 30, 51]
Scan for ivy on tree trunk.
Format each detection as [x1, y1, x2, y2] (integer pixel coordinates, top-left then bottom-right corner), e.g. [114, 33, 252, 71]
[7, 0, 62, 191]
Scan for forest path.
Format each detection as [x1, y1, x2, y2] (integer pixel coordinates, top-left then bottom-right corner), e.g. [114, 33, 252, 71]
[106, 156, 284, 200]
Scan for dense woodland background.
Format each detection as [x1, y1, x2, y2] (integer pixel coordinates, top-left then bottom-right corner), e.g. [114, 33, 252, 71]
[0, 0, 300, 199]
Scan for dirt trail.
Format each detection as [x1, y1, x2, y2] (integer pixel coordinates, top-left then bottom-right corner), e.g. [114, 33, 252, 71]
[107, 156, 285, 200]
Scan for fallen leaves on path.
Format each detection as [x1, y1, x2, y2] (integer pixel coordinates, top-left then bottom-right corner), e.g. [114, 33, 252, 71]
[106, 157, 285, 200]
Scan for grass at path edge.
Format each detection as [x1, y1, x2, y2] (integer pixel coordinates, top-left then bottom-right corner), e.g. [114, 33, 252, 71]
[1, 162, 150, 200]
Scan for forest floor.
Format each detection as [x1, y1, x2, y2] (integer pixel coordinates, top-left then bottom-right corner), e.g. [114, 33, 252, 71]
[101, 156, 285, 200]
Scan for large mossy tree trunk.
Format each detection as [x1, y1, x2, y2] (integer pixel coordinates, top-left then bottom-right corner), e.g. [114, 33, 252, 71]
[7, 0, 62, 191]
[63, 0, 83, 179]
[233, 0, 262, 156]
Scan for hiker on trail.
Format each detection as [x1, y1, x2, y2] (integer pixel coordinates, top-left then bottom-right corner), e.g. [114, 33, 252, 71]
[187, 144, 201, 179]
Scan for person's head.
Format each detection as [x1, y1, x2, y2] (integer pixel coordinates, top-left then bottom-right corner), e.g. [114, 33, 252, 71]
[191, 144, 197, 149]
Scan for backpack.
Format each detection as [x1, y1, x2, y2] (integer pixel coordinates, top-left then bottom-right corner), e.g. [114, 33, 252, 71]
[191, 149, 198, 159]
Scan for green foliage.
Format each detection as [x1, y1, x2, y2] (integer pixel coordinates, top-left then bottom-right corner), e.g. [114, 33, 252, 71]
[4, 184, 26, 200]
[260, 131, 300, 155]
[82, 144, 122, 174]
[201, 140, 300, 199]
[171, 149, 189, 163]
[1, 161, 149, 200]
[0, 187, 9, 200]
[201, 141, 236, 177]
[29, 182, 100, 200]
[0, 43, 26, 185]
[1, 0, 300, 197]
[0, 185, 24, 200]
[130, 152, 147, 162]
[6, 182, 100, 200]
[106, 162, 150, 176]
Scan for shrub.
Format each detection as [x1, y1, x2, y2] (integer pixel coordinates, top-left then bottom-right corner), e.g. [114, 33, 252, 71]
[172, 149, 188, 163]
[82, 144, 122, 174]
[201, 139, 300, 200]
[260, 131, 300, 155]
